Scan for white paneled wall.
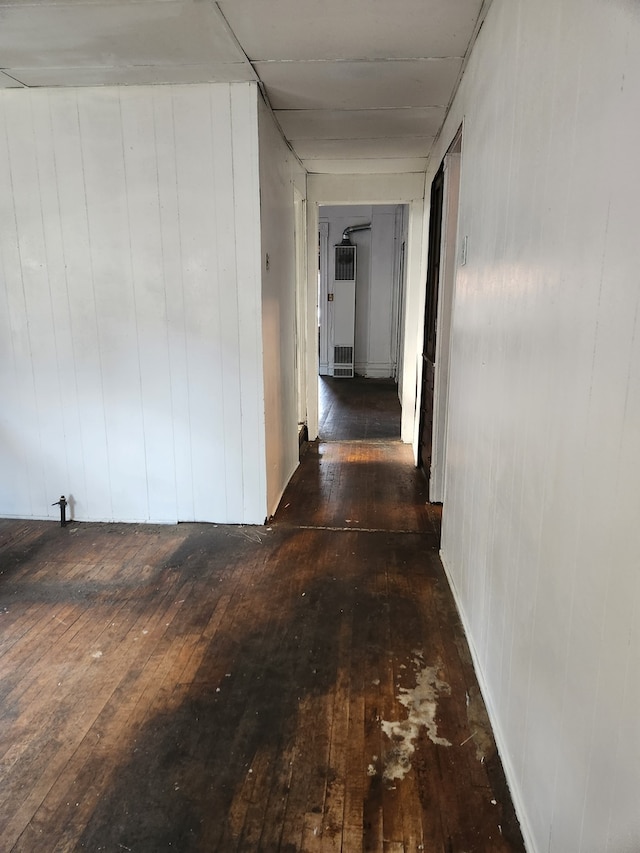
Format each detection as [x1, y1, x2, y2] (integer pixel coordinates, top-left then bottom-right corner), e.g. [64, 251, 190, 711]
[258, 97, 306, 518]
[0, 83, 266, 524]
[368, 206, 403, 378]
[424, 1, 640, 850]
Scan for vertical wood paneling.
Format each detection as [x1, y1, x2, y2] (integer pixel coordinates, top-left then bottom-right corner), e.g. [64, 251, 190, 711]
[153, 89, 194, 522]
[257, 96, 304, 518]
[80, 91, 148, 521]
[6, 99, 43, 516]
[0, 99, 36, 517]
[9, 97, 57, 517]
[368, 207, 397, 374]
[233, 83, 266, 522]
[428, 1, 640, 851]
[211, 84, 243, 522]
[120, 89, 177, 523]
[0, 82, 266, 524]
[32, 95, 85, 518]
[50, 91, 111, 520]
[172, 87, 226, 521]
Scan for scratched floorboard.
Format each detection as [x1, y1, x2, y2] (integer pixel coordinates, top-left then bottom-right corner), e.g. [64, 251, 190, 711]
[0, 380, 524, 852]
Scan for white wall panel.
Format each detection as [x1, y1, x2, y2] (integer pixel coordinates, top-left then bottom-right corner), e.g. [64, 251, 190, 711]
[231, 83, 267, 523]
[0, 82, 265, 524]
[423, 1, 640, 850]
[119, 90, 177, 524]
[174, 88, 227, 521]
[258, 96, 306, 518]
[368, 207, 399, 376]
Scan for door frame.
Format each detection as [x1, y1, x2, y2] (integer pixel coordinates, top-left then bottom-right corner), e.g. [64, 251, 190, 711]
[293, 187, 308, 432]
[417, 164, 445, 490]
[430, 145, 462, 501]
[304, 175, 428, 444]
[418, 127, 463, 502]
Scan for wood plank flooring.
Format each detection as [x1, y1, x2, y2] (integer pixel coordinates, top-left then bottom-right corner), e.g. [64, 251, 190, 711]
[0, 381, 525, 852]
[318, 378, 401, 442]
[274, 440, 438, 537]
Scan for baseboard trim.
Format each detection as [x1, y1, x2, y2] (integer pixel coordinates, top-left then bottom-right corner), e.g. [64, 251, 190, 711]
[353, 363, 395, 379]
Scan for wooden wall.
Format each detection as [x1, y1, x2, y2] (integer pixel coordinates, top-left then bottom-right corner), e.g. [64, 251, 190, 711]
[0, 83, 266, 524]
[258, 96, 307, 518]
[424, 1, 640, 850]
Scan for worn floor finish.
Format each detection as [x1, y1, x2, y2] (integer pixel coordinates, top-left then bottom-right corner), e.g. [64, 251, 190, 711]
[318, 377, 401, 442]
[0, 383, 524, 852]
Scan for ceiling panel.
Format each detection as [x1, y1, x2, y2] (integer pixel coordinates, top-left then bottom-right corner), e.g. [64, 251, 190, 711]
[0, 0, 490, 176]
[292, 137, 434, 160]
[275, 107, 446, 140]
[255, 58, 463, 110]
[218, 0, 483, 61]
[303, 157, 429, 175]
[0, 1, 250, 74]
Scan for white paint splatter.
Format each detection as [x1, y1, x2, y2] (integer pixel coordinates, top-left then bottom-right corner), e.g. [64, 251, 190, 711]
[380, 662, 451, 784]
[91, 651, 103, 659]
[412, 649, 425, 668]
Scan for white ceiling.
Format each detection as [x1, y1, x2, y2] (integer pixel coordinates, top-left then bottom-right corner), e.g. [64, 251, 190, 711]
[0, 0, 489, 174]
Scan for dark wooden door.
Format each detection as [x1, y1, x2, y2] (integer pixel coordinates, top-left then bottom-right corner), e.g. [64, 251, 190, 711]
[418, 164, 445, 485]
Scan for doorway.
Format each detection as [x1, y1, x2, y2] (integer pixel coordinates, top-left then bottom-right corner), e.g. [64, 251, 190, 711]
[418, 129, 463, 501]
[318, 376, 401, 441]
[317, 204, 408, 441]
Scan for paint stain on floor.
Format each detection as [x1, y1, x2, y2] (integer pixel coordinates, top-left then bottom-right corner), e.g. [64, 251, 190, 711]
[380, 653, 452, 784]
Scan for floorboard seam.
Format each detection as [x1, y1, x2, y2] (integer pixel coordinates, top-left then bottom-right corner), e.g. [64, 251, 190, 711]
[275, 524, 434, 535]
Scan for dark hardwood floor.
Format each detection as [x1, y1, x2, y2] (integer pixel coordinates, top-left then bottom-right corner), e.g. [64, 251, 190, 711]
[0, 379, 524, 852]
[318, 377, 401, 441]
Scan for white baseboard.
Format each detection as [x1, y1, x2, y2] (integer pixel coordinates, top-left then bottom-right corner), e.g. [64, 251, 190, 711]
[354, 362, 395, 378]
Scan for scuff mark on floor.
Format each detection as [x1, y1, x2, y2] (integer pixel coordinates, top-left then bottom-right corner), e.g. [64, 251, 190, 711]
[380, 658, 451, 784]
[464, 684, 494, 761]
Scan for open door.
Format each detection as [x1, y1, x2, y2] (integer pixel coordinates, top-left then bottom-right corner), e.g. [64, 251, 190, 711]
[418, 165, 445, 484]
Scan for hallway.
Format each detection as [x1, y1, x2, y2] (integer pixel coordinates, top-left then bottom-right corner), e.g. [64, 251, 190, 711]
[0, 380, 523, 852]
[318, 375, 402, 443]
